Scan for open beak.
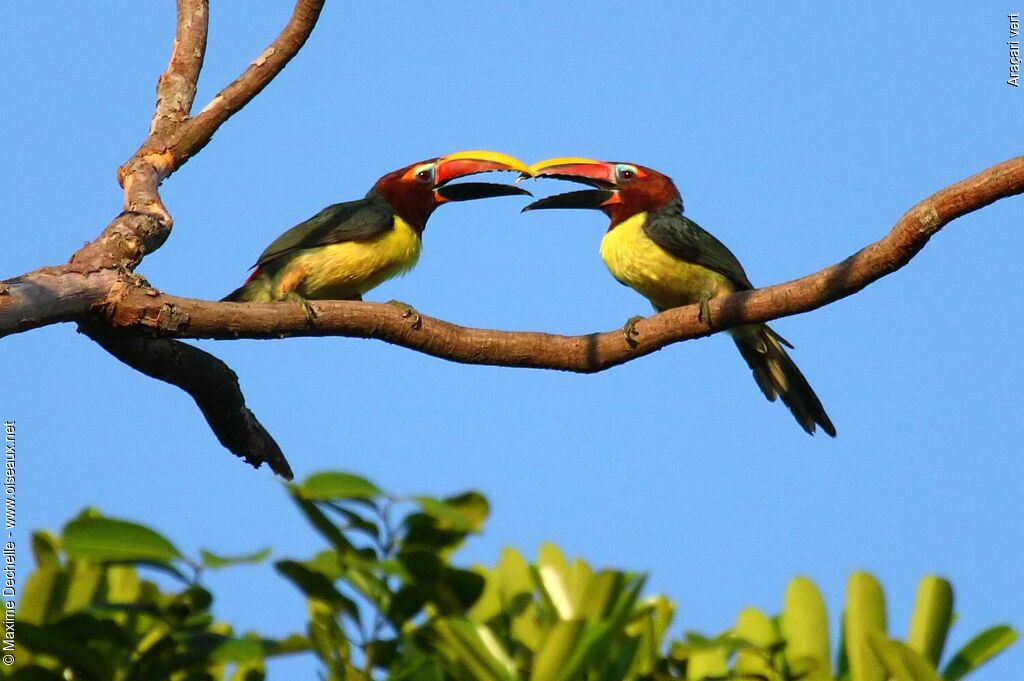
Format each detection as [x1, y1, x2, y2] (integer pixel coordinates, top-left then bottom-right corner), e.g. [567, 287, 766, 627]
[522, 157, 619, 212]
[433, 150, 533, 202]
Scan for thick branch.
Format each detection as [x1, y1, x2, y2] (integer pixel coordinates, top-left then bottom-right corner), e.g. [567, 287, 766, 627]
[81, 323, 293, 479]
[100, 155, 1024, 372]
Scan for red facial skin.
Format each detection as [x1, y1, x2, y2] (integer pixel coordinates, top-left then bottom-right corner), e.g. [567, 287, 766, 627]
[369, 161, 439, 233]
[371, 157, 526, 233]
[535, 161, 682, 227]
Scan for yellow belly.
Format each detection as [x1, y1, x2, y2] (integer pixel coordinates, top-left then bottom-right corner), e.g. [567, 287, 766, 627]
[599, 212, 734, 311]
[281, 217, 422, 300]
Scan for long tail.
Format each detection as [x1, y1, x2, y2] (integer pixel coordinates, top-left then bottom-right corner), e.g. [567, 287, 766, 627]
[731, 324, 836, 437]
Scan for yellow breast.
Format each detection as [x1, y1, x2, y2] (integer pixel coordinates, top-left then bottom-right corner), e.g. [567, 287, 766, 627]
[287, 216, 422, 300]
[599, 212, 733, 311]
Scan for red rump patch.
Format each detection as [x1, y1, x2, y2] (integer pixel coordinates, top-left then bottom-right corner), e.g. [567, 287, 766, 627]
[243, 266, 263, 285]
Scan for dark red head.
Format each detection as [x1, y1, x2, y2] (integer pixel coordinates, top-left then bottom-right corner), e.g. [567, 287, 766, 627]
[369, 150, 531, 232]
[522, 158, 682, 227]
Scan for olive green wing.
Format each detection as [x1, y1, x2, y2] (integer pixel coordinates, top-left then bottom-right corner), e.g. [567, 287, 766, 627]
[253, 198, 394, 269]
[642, 211, 754, 291]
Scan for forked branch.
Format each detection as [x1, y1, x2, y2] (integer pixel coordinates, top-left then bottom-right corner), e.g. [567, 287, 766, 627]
[1, 1, 325, 477]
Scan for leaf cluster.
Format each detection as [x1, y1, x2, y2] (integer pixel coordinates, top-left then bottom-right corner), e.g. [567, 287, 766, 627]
[6, 475, 1016, 681]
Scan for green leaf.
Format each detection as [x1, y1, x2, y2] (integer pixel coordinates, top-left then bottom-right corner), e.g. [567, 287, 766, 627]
[686, 645, 729, 680]
[531, 619, 586, 681]
[434, 618, 518, 681]
[275, 559, 359, 618]
[30, 530, 60, 570]
[578, 570, 621, 619]
[307, 599, 352, 675]
[894, 641, 944, 681]
[415, 492, 489, 533]
[298, 472, 384, 501]
[468, 565, 502, 624]
[291, 497, 356, 555]
[734, 607, 779, 679]
[104, 564, 141, 603]
[538, 543, 574, 619]
[846, 571, 887, 681]
[18, 621, 114, 680]
[388, 583, 428, 625]
[398, 550, 485, 614]
[325, 504, 381, 541]
[52, 613, 128, 649]
[264, 633, 312, 656]
[201, 548, 272, 569]
[497, 547, 533, 604]
[908, 575, 953, 667]
[212, 637, 268, 664]
[942, 625, 1018, 681]
[782, 576, 830, 678]
[61, 560, 103, 614]
[438, 568, 486, 614]
[598, 634, 642, 681]
[866, 632, 917, 681]
[399, 549, 444, 582]
[558, 574, 647, 680]
[62, 516, 181, 563]
[866, 635, 945, 681]
[19, 564, 59, 625]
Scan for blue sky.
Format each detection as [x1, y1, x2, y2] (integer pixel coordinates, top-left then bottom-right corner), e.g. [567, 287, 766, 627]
[3, 3, 1021, 678]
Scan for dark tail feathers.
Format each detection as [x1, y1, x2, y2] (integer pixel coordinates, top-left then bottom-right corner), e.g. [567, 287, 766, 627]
[732, 324, 836, 437]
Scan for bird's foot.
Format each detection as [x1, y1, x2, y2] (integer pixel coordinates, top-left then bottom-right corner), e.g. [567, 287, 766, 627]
[387, 300, 422, 330]
[622, 315, 644, 347]
[698, 293, 713, 328]
[284, 292, 317, 326]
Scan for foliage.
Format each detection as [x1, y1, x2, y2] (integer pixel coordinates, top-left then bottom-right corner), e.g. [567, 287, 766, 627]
[5, 508, 299, 681]
[7, 473, 1016, 680]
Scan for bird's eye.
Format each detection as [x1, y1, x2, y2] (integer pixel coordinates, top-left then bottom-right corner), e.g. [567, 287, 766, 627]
[617, 165, 637, 182]
[414, 165, 435, 183]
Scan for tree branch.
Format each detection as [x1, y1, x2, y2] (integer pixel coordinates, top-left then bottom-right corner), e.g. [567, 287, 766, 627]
[1, 2, 325, 476]
[150, 0, 209, 138]
[161, 0, 325, 172]
[81, 322, 293, 479]
[96, 155, 1024, 372]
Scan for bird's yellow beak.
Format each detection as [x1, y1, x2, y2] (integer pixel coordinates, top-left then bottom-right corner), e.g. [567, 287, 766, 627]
[437, 150, 530, 181]
[432, 150, 532, 203]
[521, 157, 621, 212]
[527, 157, 617, 185]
